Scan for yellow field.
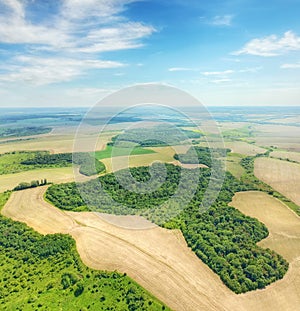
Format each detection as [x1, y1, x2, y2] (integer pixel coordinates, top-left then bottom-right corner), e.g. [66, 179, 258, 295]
[271, 150, 300, 163]
[3, 187, 300, 311]
[254, 157, 300, 205]
[225, 141, 266, 156]
[0, 167, 92, 192]
[0, 130, 118, 154]
[254, 124, 300, 151]
[101, 145, 190, 173]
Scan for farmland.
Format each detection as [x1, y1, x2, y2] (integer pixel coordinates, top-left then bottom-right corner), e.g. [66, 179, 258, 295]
[254, 157, 300, 206]
[270, 150, 300, 163]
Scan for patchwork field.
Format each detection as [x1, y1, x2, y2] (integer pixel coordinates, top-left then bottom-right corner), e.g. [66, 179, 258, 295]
[2, 187, 300, 311]
[254, 157, 300, 205]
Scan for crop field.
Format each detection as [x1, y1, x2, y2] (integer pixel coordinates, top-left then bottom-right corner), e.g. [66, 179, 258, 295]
[270, 150, 300, 163]
[225, 141, 266, 156]
[0, 167, 91, 192]
[3, 187, 300, 311]
[253, 124, 300, 151]
[101, 145, 190, 173]
[254, 157, 300, 205]
[0, 130, 119, 154]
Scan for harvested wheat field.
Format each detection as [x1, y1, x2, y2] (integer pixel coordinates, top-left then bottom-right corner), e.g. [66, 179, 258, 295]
[0, 130, 118, 154]
[253, 124, 300, 152]
[101, 145, 190, 173]
[0, 167, 91, 193]
[225, 141, 266, 156]
[254, 157, 300, 205]
[3, 187, 300, 311]
[271, 150, 300, 163]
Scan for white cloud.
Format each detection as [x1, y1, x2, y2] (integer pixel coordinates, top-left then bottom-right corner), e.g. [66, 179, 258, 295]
[211, 15, 234, 26]
[0, 0, 155, 52]
[233, 31, 300, 56]
[239, 66, 262, 73]
[62, 0, 132, 21]
[211, 78, 232, 83]
[0, 0, 155, 84]
[79, 22, 155, 53]
[281, 62, 300, 69]
[201, 70, 234, 76]
[65, 87, 114, 97]
[168, 67, 195, 72]
[0, 56, 124, 85]
[0, 0, 71, 47]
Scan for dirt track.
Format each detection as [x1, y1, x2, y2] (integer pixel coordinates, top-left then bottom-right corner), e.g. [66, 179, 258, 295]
[2, 187, 300, 311]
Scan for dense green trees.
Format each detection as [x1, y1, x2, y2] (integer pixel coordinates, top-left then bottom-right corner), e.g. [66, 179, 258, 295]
[21, 151, 106, 176]
[0, 126, 51, 138]
[174, 146, 230, 166]
[73, 153, 106, 176]
[110, 125, 201, 147]
[13, 179, 48, 191]
[46, 162, 289, 293]
[0, 151, 105, 177]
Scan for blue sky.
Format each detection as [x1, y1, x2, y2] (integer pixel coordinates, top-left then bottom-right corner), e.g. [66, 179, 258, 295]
[0, 0, 300, 107]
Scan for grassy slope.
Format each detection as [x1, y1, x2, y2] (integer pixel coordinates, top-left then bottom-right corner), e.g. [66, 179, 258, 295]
[0, 192, 170, 311]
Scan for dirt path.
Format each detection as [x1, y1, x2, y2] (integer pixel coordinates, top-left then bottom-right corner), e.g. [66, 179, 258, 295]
[2, 188, 300, 310]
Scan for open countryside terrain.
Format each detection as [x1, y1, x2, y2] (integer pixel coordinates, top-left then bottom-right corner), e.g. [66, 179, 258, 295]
[2, 187, 300, 311]
[254, 157, 300, 206]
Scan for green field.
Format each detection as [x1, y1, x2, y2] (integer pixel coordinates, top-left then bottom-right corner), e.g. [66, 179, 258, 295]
[94, 145, 156, 160]
[0, 151, 45, 175]
[226, 153, 246, 179]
